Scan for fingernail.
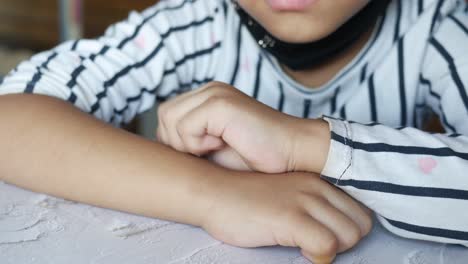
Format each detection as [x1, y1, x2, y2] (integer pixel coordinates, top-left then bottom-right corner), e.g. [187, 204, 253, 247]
[312, 255, 336, 264]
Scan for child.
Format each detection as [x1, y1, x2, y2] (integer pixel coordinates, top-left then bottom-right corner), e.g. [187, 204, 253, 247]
[0, 0, 467, 262]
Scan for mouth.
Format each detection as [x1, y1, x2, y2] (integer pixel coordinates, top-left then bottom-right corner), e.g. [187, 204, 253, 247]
[265, 0, 318, 12]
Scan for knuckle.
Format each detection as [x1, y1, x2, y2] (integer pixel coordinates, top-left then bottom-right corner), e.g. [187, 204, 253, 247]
[202, 81, 235, 96]
[206, 94, 230, 107]
[175, 123, 198, 153]
[162, 111, 177, 126]
[342, 226, 361, 249]
[158, 105, 169, 121]
[202, 81, 226, 94]
[319, 234, 338, 256]
[203, 85, 220, 95]
[175, 121, 185, 135]
[175, 124, 188, 141]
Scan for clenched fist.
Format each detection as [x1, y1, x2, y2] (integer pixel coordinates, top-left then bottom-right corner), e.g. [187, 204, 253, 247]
[157, 81, 330, 174]
[201, 171, 373, 264]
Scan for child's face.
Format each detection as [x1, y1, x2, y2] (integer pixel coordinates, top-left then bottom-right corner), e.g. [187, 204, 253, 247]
[237, 0, 370, 43]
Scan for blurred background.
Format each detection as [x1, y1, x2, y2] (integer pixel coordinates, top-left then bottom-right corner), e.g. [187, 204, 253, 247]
[0, 0, 157, 136]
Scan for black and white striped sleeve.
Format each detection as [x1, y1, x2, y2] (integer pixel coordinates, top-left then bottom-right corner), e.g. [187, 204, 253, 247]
[0, 0, 224, 126]
[320, 6, 468, 246]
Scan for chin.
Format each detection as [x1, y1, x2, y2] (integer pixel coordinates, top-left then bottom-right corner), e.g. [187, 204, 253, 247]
[263, 21, 336, 43]
[236, 0, 370, 44]
[260, 18, 339, 44]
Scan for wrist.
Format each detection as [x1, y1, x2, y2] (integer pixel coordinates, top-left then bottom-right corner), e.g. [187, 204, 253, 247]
[150, 153, 230, 228]
[190, 166, 233, 228]
[291, 118, 331, 173]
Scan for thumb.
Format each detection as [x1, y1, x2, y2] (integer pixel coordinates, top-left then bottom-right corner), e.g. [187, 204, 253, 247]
[189, 135, 224, 156]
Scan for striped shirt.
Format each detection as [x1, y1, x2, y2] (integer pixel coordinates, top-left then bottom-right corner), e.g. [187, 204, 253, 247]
[1, 0, 467, 246]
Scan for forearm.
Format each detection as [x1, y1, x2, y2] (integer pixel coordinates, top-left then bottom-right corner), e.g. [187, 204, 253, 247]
[0, 94, 220, 226]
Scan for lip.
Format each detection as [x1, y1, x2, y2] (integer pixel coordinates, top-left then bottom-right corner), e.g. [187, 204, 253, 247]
[265, 0, 318, 11]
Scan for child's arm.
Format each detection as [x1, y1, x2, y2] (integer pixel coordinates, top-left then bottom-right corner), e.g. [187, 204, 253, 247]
[0, 93, 214, 225]
[0, 1, 225, 224]
[0, 94, 372, 263]
[0, 0, 224, 224]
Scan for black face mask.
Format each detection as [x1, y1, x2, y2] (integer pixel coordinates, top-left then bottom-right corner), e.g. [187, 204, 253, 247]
[234, 0, 390, 71]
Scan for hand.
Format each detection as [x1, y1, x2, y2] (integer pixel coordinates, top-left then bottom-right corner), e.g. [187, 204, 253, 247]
[156, 81, 330, 174]
[201, 171, 373, 263]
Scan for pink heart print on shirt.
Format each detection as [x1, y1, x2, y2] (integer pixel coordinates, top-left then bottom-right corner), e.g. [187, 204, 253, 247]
[210, 32, 217, 45]
[418, 157, 437, 174]
[241, 56, 251, 73]
[134, 35, 146, 49]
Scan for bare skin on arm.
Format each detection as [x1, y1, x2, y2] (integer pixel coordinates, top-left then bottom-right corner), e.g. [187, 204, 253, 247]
[0, 94, 371, 263]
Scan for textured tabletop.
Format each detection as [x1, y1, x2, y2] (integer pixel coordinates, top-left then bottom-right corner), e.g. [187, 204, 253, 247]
[0, 181, 467, 264]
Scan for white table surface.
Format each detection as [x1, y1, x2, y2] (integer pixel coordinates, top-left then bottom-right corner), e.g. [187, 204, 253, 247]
[1, 181, 467, 264]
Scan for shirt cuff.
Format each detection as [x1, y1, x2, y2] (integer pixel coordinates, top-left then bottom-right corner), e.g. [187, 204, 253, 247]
[319, 116, 354, 185]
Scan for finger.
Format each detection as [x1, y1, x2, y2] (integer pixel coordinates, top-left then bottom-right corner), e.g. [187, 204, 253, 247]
[192, 135, 225, 156]
[158, 103, 189, 152]
[177, 98, 230, 155]
[301, 195, 362, 253]
[156, 127, 163, 142]
[158, 84, 229, 153]
[301, 249, 335, 264]
[158, 98, 205, 152]
[156, 112, 170, 146]
[290, 213, 338, 262]
[207, 147, 252, 171]
[320, 184, 374, 238]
